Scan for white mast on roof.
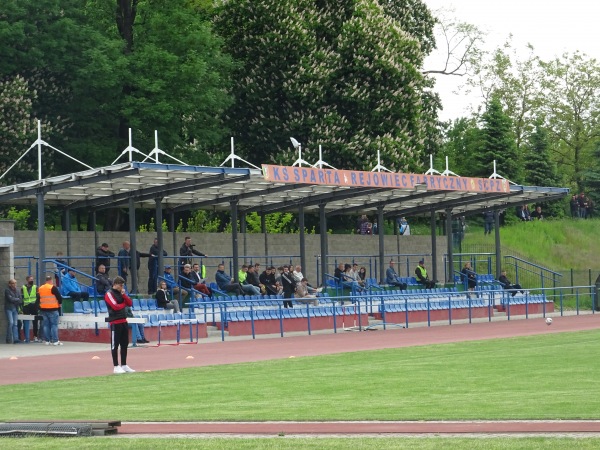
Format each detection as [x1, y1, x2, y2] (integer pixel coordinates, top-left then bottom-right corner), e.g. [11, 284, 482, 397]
[489, 160, 516, 185]
[424, 154, 441, 175]
[313, 145, 336, 169]
[0, 120, 93, 181]
[220, 137, 260, 169]
[370, 150, 393, 173]
[441, 156, 459, 177]
[142, 130, 188, 165]
[290, 137, 312, 167]
[111, 128, 150, 164]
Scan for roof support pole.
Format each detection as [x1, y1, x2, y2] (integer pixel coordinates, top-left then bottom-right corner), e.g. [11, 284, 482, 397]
[445, 208, 453, 282]
[230, 199, 239, 282]
[65, 209, 71, 258]
[494, 210, 502, 277]
[430, 209, 437, 283]
[92, 211, 98, 271]
[170, 211, 176, 269]
[377, 206, 385, 284]
[298, 205, 306, 276]
[128, 196, 138, 294]
[261, 213, 268, 265]
[155, 197, 164, 278]
[240, 211, 247, 262]
[319, 203, 328, 287]
[36, 189, 46, 280]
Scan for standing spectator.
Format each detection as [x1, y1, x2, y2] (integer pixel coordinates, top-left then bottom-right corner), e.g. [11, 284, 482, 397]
[60, 269, 90, 302]
[215, 264, 243, 295]
[5, 279, 22, 344]
[397, 217, 410, 235]
[104, 276, 135, 374]
[356, 215, 369, 234]
[385, 260, 407, 289]
[96, 243, 115, 275]
[21, 275, 40, 343]
[414, 259, 435, 289]
[530, 206, 544, 220]
[461, 262, 477, 291]
[570, 195, 579, 218]
[587, 198, 594, 218]
[483, 210, 494, 235]
[155, 280, 180, 313]
[36, 275, 63, 346]
[280, 265, 296, 308]
[498, 270, 525, 297]
[148, 237, 167, 295]
[578, 193, 587, 218]
[95, 264, 112, 296]
[118, 240, 152, 284]
[179, 236, 207, 274]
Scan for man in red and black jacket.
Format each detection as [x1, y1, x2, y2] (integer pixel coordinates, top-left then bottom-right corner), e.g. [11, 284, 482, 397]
[104, 276, 135, 374]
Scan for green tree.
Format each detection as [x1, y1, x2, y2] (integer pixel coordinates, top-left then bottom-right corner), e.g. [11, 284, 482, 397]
[439, 117, 483, 177]
[524, 123, 564, 217]
[475, 95, 520, 182]
[539, 51, 600, 192]
[214, 0, 436, 171]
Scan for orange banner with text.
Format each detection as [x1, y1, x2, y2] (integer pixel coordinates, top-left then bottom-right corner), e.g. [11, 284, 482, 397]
[262, 165, 510, 193]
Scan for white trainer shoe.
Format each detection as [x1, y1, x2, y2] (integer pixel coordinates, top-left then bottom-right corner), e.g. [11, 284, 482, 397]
[45, 341, 50, 346]
[53, 341, 63, 346]
[121, 365, 136, 373]
[113, 366, 126, 374]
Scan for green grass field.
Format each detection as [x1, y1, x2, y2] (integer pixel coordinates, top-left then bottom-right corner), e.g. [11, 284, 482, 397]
[3, 330, 600, 422]
[3, 329, 600, 448]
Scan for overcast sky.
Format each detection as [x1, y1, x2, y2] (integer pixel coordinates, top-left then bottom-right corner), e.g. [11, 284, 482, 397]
[422, 0, 600, 121]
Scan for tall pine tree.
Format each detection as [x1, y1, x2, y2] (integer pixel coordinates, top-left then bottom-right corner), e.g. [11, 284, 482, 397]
[475, 94, 520, 182]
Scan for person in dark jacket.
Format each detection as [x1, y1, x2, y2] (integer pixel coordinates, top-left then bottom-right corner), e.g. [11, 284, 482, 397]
[498, 270, 525, 297]
[179, 236, 207, 274]
[148, 237, 167, 295]
[96, 243, 115, 275]
[104, 276, 135, 374]
[280, 265, 296, 308]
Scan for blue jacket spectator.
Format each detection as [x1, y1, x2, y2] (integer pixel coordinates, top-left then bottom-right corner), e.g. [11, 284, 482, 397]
[215, 264, 243, 295]
[60, 269, 89, 301]
[162, 266, 186, 300]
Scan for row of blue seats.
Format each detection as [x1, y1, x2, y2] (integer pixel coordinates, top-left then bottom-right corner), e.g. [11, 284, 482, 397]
[380, 300, 487, 312]
[136, 313, 202, 327]
[501, 294, 548, 305]
[72, 298, 166, 314]
[224, 307, 348, 323]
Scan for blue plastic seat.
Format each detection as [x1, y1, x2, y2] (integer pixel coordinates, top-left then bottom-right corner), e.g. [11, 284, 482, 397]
[132, 298, 141, 311]
[139, 298, 149, 311]
[146, 298, 157, 310]
[81, 300, 93, 313]
[149, 315, 159, 327]
[73, 301, 84, 314]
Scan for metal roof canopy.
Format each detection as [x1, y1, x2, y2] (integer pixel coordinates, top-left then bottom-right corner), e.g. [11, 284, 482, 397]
[0, 162, 569, 292]
[0, 162, 569, 215]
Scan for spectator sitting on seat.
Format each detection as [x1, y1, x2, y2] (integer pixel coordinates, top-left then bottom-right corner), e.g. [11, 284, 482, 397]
[461, 262, 477, 291]
[530, 205, 544, 220]
[155, 280, 181, 313]
[191, 263, 212, 296]
[385, 260, 408, 289]
[215, 263, 243, 295]
[126, 306, 149, 344]
[414, 259, 435, 289]
[238, 264, 261, 295]
[498, 270, 525, 297]
[246, 264, 266, 294]
[357, 267, 367, 284]
[292, 265, 321, 294]
[60, 269, 90, 301]
[352, 263, 365, 287]
[163, 265, 188, 301]
[341, 264, 363, 292]
[334, 262, 345, 283]
[96, 264, 112, 295]
[259, 266, 278, 295]
[274, 266, 284, 294]
[295, 278, 319, 306]
[180, 264, 211, 299]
